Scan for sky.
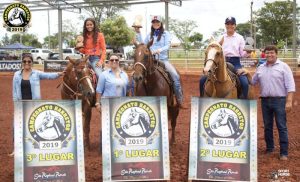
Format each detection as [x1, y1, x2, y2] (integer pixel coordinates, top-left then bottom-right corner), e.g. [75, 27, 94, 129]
[0, 0, 298, 45]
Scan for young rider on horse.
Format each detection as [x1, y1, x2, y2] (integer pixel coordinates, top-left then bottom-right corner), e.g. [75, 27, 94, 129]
[134, 15, 187, 109]
[199, 17, 249, 99]
[76, 18, 106, 79]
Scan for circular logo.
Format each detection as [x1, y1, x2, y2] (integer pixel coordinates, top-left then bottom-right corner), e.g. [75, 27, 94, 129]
[203, 102, 245, 139]
[114, 101, 156, 138]
[3, 3, 31, 31]
[28, 104, 72, 141]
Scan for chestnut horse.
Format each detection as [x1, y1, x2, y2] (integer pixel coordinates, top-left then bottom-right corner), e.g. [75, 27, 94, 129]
[133, 42, 180, 144]
[61, 56, 96, 149]
[202, 41, 254, 99]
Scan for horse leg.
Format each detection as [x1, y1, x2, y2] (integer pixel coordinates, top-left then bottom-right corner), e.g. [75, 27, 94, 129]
[169, 106, 179, 145]
[82, 103, 92, 150]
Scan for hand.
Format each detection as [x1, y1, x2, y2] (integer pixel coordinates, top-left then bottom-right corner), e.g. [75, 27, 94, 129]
[58, 70, 66, 76]
[96, 61, 103, 68]
[95, 102, 101, 112]
[236, 68, 248, 75]
[152, 49, 162, 55]
[285, 101, 292, 113]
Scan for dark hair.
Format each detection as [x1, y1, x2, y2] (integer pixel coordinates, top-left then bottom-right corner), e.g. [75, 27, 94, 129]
[150, 23, 164, 42]
[83, 18, 100, 47]
[22, 53, 33, 61]
[264, 45, 278, 54]
[109, 53, 120, 59]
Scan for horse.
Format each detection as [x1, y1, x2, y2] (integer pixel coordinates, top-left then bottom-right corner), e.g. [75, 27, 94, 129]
[201, 41, 254, 99]
[210, 110, 238, 135]
[122, 108, 150, 134]
[132, 41, 180, 144]
[9, 8, 26, 26]
[37, 111, 65, 138]
[61, 56, 96, 149]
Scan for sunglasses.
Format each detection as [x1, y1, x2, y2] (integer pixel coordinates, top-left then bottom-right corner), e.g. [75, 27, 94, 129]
[109, 59, 119, 62]
[22, 60, 32, 64]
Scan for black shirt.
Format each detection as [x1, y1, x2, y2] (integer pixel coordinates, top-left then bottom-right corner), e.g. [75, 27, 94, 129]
[21, 79, 32, 100]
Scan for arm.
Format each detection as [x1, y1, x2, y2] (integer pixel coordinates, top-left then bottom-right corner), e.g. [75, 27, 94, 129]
[12, 73, 18, 102]
[99, 33, 106, 64]
[159, 32, 171, 52]
[38, 70, 62, 80]
[239, 36, 247, 57]
[283, 64, 296, 112]
[285, 92, 293, 112]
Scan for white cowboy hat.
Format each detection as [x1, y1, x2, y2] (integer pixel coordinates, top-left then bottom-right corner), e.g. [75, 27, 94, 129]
[132, 15, 143, 28]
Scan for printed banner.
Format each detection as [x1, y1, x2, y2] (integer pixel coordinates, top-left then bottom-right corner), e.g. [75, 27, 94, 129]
[188, 97, 257, 181]
[102, 97, 170, 181]
[0, 60, 21, 72]
[44, 60, 68, 72]
[14, 100, 85, 182]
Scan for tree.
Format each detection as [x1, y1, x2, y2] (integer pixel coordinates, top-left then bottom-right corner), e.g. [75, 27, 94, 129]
[189, 32, 203, 49]
[10, 33, 42, 48]
[255, 1, 298, 46]
[169, 19, 198, 51]
[82, 0, 129, 23]
[1, 33, 10, 46]
[100, 16, 134, 50]
[236, 22, 251, 38]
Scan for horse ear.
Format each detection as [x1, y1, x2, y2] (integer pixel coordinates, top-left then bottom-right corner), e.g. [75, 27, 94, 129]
[68, 57, 76, 65]
[83, 55, 90, 63]
[147, 39, 154, 49]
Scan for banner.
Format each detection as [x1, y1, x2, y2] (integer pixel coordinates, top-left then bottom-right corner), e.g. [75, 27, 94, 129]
[102, 97, 170, 181]
[44, 60, 68, 72]
[188, 97, 257, 181]
[0, 60, 21, 72]
[14, 100, 85, 182]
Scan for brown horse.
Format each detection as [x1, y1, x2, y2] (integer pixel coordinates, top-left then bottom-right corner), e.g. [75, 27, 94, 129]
[61, 56, 96, 149]
[133, 42, 180, 144]
[202, 41, 254, 99]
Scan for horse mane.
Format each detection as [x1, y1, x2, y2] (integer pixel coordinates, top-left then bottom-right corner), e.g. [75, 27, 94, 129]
[208, 41, 222, 48]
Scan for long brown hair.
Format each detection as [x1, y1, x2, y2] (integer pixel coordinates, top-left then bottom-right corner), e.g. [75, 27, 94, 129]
[83, 18, 100, 46]
[150, 23, 164, 42]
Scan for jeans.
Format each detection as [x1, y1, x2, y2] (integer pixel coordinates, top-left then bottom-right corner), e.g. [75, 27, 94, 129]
[199, 57, 248, 98]
[261, 97, 288, 156]
[162, 61, 183, 104]
[88, 55, 103, 79]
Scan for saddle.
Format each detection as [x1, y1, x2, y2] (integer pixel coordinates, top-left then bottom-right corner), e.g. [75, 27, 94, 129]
[226, 62, 251, 98]
[153, 60, 173, 87]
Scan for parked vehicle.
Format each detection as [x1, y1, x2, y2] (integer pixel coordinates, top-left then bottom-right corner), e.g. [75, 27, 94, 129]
[30, 49, 53, 64]
[48, 48, 82, 60]
[0, 51, 10, 60]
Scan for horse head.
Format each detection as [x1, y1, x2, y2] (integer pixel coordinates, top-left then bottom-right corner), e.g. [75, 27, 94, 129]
[37, 111, 55, 133]
[203, 41, 224, 77]
[64, 56, 95, 100]
[133, 40, 154, 82]
[122, 108, 140, 130]
[210, 109, 228, 129]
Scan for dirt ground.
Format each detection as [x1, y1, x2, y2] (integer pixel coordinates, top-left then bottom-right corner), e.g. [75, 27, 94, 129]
[0, 73, 299, 182]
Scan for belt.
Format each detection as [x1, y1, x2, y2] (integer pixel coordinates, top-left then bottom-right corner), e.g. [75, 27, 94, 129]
[260, 96, 286, 99]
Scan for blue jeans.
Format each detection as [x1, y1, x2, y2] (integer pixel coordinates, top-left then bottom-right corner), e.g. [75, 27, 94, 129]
[199, 57, 248, 98]
[88, 55, 103, 79]
[162, 61, 183, 104]
[261, 97, 288, 156]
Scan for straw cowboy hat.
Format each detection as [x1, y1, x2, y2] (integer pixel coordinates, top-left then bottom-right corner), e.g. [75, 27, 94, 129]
[132, 15, 143, 28]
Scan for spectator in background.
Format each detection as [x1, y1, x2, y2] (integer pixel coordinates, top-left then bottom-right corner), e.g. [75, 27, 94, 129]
[95, 54, 129, 112]
[257, 48, 266, 67]
[76, 18, 106, 79]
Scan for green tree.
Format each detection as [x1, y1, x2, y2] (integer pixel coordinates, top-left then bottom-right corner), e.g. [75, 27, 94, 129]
[169, 19, 198, 51]
[255, 1, 298, 45]
[1, 33, 10, 46]
[82, 0, 129, 22]
[189, 32, 203, 49]
[100, 16, 134, 50]
[43, 35, 58, 49]
[236, 22, 251, 37]
[11, 34, 42, 48]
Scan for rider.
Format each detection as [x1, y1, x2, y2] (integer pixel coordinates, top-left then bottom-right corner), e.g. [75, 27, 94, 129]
[199, 17, 249, 99]
[76, 18, 106, 79]
[134, 15, 188, 109]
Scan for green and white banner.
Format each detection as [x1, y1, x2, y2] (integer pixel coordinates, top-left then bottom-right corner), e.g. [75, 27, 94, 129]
[14, 100, 85, 182]
[102, 97, 170, 181]
[188, 97, 257, 182]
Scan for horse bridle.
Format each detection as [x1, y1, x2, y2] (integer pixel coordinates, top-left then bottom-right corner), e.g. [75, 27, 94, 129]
[62, 64, 93, 100]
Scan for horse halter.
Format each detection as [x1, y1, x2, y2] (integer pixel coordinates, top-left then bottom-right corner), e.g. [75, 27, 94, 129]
[133, 46, 157, 78]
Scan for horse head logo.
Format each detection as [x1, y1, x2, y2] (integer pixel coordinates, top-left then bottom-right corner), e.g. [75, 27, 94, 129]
[210, 109, 238, 135]
[122, 108, 150, 135]
[36, 111, 65, 139]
